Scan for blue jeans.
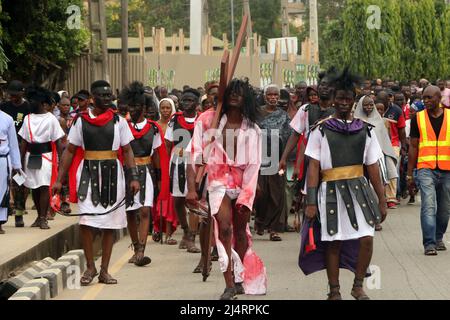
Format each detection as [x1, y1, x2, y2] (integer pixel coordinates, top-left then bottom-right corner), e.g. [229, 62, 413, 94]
[416, 169, 450, 249]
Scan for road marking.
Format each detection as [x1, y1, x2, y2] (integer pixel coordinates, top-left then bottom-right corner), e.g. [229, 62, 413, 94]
[81, 247, 132, 300]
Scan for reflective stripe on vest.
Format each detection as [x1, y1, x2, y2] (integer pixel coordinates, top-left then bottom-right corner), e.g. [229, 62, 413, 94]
[417, 108, 450, 170]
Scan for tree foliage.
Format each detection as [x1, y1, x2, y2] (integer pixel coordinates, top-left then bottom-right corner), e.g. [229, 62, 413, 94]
[106, 0, 293, 47]
[321, 0, 450, 81]
[0, 0, 89, 86]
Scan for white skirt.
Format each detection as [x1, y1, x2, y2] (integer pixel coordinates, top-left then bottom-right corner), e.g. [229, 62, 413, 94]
[318, 179, 375, 242]
[76, 159, 127, 230]
[170, 153, 188, 198]
[126, 166, 154, 211]
[23, 151, 53, 189]
[0, 156, 10, 222]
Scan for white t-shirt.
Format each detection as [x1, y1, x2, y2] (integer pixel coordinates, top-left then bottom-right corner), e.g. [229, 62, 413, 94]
[19, 113, 65, 143]
[290, 104, 309, 135]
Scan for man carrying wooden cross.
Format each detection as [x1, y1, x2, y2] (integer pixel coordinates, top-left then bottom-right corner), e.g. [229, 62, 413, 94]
[188, 78, 267, 300]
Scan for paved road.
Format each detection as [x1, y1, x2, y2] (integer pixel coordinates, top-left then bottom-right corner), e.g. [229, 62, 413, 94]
[55, 198, 450, 300]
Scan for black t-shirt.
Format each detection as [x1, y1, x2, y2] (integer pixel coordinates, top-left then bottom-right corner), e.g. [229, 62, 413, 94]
[0, 100, 31, 134]
[410, 111, 444, 139]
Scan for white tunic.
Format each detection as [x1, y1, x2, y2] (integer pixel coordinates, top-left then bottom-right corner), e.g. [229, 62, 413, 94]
[165, 116, 195, 197]
[290, 104, 310, 136]
[18, 113, 65, 189]
[126, 119, 162, 211]
[305, 124, 383, 241]
[0, 111, 21, 222]
[68, 110, 134, 229]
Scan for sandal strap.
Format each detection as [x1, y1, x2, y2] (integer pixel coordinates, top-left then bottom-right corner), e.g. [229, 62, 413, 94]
[353, 278, 364, 288]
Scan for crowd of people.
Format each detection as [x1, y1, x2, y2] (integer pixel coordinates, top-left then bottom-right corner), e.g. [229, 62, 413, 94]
[0, 71, 448, 300]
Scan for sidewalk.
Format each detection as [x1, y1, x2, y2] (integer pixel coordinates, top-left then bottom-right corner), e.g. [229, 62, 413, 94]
[0, 204, 78, 280]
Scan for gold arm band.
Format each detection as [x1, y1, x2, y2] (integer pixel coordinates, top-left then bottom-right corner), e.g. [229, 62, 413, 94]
[321, 165, 364, 182]
[84, 150, 118, 161]
[135, 156, 152, 166]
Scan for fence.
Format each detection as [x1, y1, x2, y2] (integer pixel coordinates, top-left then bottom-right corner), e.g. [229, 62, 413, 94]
[65, 53, 319, 94]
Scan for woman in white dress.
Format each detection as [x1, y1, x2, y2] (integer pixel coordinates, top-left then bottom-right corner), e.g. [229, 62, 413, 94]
[19, 86, 65, 229]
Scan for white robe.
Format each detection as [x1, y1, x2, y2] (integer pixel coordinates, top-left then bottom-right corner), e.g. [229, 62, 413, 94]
[0, 111, 21, 222]
[68, 110, 134, 229]
[18, 113, 65, 189]
[165, 116, 195, 197]
[126, 120, 162, 211]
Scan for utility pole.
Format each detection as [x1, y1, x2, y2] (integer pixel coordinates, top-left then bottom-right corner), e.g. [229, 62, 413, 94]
[230, 0, 235, 47]
[281, 0, 290, 37]
[190, 0, 205, 55]
[88, 0, 110, 81]
[121, 0, 129, 86]
[309, 0, 319, 64]
[243, 0, 253, 74]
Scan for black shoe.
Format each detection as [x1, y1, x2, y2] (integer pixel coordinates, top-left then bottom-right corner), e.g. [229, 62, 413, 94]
[436, 240, 447, 251]
[235, 283, 245, 295]
[15, 215, 25, 228]
[219, 287, 237, 300]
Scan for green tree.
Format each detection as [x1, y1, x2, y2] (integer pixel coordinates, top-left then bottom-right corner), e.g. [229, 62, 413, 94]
[1, 0, 89, 87]
[0, 1, 9, 74]
[106, 0, 284, 47]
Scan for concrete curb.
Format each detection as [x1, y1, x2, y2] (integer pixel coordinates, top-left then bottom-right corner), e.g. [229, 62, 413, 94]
[9, 278, 50, 300]
[5, 227, 128, 300]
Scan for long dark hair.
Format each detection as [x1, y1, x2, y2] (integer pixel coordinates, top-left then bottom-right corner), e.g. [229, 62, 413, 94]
[222, 78, 260, 126]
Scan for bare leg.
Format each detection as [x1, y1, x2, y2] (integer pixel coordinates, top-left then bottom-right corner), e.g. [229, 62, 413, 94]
[174, 197, 189, 238]
[31, 189, 40, 218]
[232, 202, 251, 262]
[126, 210, 139, 244]
[325, 240, 342, 299]
[100, 229, 115, 274]
[138, 207, 151, 244]
[215, 195, 234, 289]
[38, 186, 50, 219]
[352, 236, 373, 299]
[80, 225, 96, 272]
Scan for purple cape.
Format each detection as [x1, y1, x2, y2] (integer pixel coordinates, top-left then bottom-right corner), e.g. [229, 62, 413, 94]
[298, 219, 370, 277]
[323, 118, 365, 134]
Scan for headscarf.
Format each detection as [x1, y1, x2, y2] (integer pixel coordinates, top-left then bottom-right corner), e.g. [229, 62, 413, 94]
[354, 95, 397, 161]
[158, 97, 176, 120]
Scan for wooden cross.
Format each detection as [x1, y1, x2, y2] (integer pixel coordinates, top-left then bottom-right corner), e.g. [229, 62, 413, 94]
[198, 14, 249, 281]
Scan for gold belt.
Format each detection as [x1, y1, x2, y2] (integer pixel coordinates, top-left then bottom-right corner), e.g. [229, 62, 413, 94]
[135, 156, 152, 166]
[321, 165, 364, 182]
[84, 150, 118, 161]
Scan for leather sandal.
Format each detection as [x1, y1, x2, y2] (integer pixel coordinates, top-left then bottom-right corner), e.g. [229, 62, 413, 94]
[270, 233, 282, 241]
[98, 270, 118, 285]
[134, 242, 151, 267]
[219, 287, 237, 300]
[80, 268, 98, 286]
[327, 283, 342, 300]
[351, 279, 370, 300]
[30, 217, 40, 228]
[193, 260, 212, 273]
[165, 235, 177, 245]
[39, 217, 50, 230]
[186, 233, 201, 253]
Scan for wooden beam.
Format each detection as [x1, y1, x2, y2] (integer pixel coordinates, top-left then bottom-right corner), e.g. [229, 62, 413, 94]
[227, 14, 249, 83]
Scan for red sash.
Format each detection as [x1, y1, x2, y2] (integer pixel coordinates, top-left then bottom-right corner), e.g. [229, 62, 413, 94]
[170, 112, 200, 130]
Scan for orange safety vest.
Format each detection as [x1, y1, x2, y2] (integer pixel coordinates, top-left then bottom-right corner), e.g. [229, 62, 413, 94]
[416, 108, 450, 170]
